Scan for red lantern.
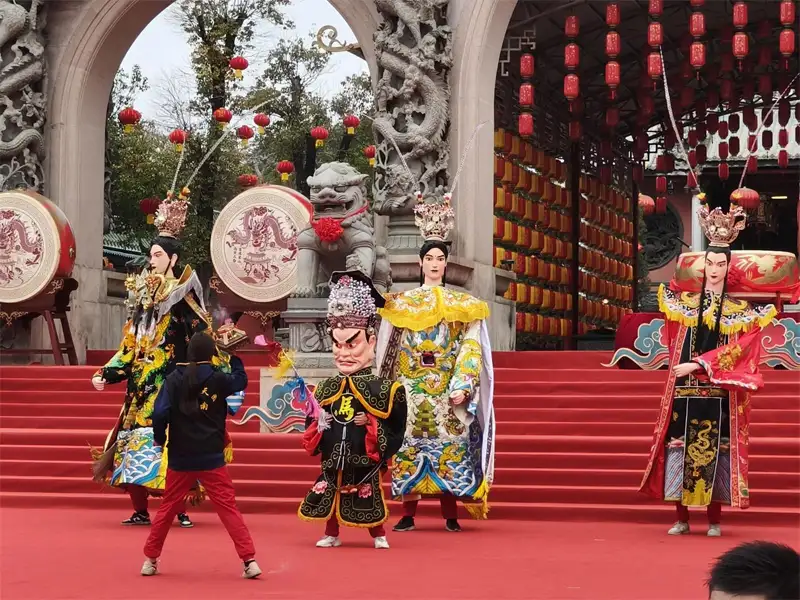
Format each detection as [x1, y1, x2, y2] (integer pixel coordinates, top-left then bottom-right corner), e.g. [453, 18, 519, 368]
[733, 32, 749, 64]
[606, 107, 620, 129]
[687, 171, 698, 189]
[719, 141, 729, 160]
[762, 130, 773, 150]
[647, 52, 662, 83]
[690, 0, 705, 6]
[719, 121, 729, 138]
[706, 114, 719, 135]
[606, 32, 621, 57]
[779, 29, 796, 67]
[343, 114, 360, 135]
[746, 156, 758, 174]
[655, 175, 667, 194]
[718, 162, 730, 181]
[519, 113, 534, 137]
[520, 53, 534, 78]
[779, 129, 789, 148]
[664, 129, 676, 150]
[696, 123, 707, 141]
[276, 160, 295, 182]
[638, 194, 655, 216]
[778, 150, 789, 169]
[688, 150, 698, 168]
[363, 145, 376, 167]
[565, 15, 579, 38]
[729, 113, 740, 132]
[606, 62, 621, 98]
[779, 99, 791, 127]
[655, 196, 667, 214]
[569, 121, 582, 141]
[118, 107, 141, 134]
[213, 107, 233, 127]
[648, 22, 663, 48]
[236, 125, 254, 147]
[310, 126, 329, 148]
[733, 2, 748, 29]
[730, 137, 741, 156]
[687, 130, 698, 147]
[564, 74, 580, 106]
[519, 83, 534, 107]
[649, 0, 663, 18]
[606, 3, 620, 27]
[781, 1, 796, 25]
[730, 187, 759, 210]
[696, 145, 707, 164]
[690, 42, 706, 71]
[656, 154, 667, 172]
[229, 56, 249, 79]
[689, 12, 705, 38]
[140, 197, 161, 224]
[565, 43, 580, 70]
[237, 174, 259, 188]
[254, 113, 271, 134]
[168, 128, 188, 152]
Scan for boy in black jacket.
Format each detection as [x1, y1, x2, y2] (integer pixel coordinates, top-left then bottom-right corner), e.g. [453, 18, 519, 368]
[141, 332, 261, 579]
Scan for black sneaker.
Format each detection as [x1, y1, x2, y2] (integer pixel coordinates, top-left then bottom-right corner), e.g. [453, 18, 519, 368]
[393, 516, 416, 532]
[445, 519, 462, 532]
[176, 513, 193, 528]
[122, 511, 151, 526]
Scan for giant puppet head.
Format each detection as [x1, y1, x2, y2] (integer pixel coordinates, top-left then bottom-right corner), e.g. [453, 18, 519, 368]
[414, 192, 456, 287]
[325, 270, 386, 375]
[697, 200, 747, 292]
[148, 193, 190, 277]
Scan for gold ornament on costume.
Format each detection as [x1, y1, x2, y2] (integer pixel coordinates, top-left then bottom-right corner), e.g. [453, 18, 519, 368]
[697, 203, 746, 248]
[414, 192, 456, 242]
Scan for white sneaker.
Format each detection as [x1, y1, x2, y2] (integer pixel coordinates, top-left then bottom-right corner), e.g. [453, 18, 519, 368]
[141, 558, 158, 576]
[668, 521, 690, 535]
[373, 536, 390, 549]
[243, 560, 262, 579]
[316, 535, 342, 548]
[707, 524, 722, 537]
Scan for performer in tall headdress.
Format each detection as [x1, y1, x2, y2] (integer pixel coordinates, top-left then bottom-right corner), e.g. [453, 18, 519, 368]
[91, 189, 222, 527]
[376, 191, 496, 532]
[639, 197, 776, 536]
[298, 271, 407, 549]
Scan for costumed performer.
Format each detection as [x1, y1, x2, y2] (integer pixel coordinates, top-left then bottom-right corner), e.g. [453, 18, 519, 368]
[91, 190, 231, 527]
[298, 271, 407, 549]
[141, 331, 260, 579]
[376, 192, 496, 533]
[639, 198, 776, 536]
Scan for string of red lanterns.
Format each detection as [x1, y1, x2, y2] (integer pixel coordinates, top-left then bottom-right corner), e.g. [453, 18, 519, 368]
[519, 52, 534, 138]
[779, 1, 796, 70]
[605, 3, 621, 100]
[564, 14, 580, 111]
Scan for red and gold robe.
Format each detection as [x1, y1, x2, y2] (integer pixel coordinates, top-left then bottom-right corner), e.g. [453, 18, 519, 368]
[639, 285, 776, 510]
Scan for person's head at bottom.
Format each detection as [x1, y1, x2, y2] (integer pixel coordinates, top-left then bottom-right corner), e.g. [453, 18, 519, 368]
[708, 541, 799, 600]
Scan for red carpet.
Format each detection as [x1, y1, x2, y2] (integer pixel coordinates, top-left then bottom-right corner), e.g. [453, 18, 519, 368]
[0, 352, 798, 525]
[1, 508, 797, 599]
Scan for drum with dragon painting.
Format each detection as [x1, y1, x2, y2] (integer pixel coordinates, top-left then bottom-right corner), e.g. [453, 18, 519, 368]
[210, 185, 312, 303]
[0, 190, 77, 304]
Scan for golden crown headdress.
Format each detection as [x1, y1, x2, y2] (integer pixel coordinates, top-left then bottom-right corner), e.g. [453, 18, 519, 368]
[697, 203, 746, 248]
[413, 193, 456, 242]
[153, 188, 191, 238]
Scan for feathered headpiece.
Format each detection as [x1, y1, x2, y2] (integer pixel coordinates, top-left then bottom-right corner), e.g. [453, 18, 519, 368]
[326, 270, 385, 333]
[698, 203, 746, 248]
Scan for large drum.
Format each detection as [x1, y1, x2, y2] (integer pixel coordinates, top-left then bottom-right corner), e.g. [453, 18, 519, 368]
[673, 250, 800, 300]
[0, 190, 76, 304]
[210, 185, 312, 303]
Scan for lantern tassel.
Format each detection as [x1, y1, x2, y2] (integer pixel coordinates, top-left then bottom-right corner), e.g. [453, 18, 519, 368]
[124, 124, 134, 134]
[234, 69, 243, 79]
[258, 126, 265, 135]
[175, 144, 183, 153]
[315, 139, 324, 148]
[281, 173, 289, 182]
[241, 139, 249, 147]
[347, 127, 355, 135]
[369, 158, 375, 167]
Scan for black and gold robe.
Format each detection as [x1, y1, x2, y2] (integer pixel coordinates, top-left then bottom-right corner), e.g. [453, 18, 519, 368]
[298, 370, 407, 528]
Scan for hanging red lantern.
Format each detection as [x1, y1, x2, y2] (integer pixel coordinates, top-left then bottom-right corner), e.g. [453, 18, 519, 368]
[655, 175, 667, 194]
[719, 121, 729, 138]
[655, 196, 667, 214]
[569, 120, 582, 141]
[606, 62, 621, 99]
[730, 187, 759, 210]
[779, 129, 789, 148]
[655, 154, 667, 172]
[236, 125, 255, 147]
[565, 15, 579, 38]
[729, 113, 740, 132]
[690, 12, 705, 38]
[237, 174, 259, 188]
[310, 126, 329, 148]
[647, 52, 662, 84]
[762, 130, 773, 150]
[213, 107, 233, 127]
[606, 107, 620, 129]
[706, 114, 719, 135]
[781, 1, 796, 25]
[696, 123, 707, 141]
[778, 99, 791, 127]
[606, 32, 621, 58]
[343, 114, 361, 135]
[564, 74, 580, 107]
[229, 56, 249, 79]
[746, 156, 758, 174]
[520, 53, 534, 78]
[518, 113, 534, 137]
[690, 42, 706, 72]
[254, 113, 271, 134]
[696, 145, 707, 164]
[276, 160, 295, 182]
[718, 162, 730, 181]
[140, 197, 161, 224]
[733, 2, 748, 29]
[118, 107, 141, 134]
[519, 83, 534, 106]
[779, 29, 796, 68]
[778, 149, 789, 169]
[648, 22, 663, 48]
[168, 128, 188, 152]
[649, 0, 663, 18]
[664, 129, 676, 149]
[719, 141, 729, 160]
[688, 150, 698, 168]
[733, 32, 749, 65]
[565, 43, 580, 70]
[730, 137, 741, 156]
[363, 145, 376, 167]
[762, 107, 774, 128]
[687, 171, 698, 189]
[690, 0, 705, 6]
[606, 3, 620, 27]
[638, 194, 655, 216]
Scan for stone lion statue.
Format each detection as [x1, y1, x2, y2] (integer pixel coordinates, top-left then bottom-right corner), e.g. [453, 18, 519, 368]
[293, 162, 392, 297]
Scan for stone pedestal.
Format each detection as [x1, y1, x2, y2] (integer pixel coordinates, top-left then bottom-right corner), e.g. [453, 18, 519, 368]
[283, 298, 331, 354]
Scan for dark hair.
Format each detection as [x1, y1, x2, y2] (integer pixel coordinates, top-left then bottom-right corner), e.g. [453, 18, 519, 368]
[419, 240, 450, 287]
[179, 332, 218, 417]
[695, 245, 731, 356]
[707, 541, 799, 600]
[150, 235, 182, 272]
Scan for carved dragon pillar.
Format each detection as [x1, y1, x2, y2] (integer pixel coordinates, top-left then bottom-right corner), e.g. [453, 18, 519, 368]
[371, 0, 452, 287]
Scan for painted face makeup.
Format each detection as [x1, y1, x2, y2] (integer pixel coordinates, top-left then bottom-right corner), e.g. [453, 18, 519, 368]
[419, 246, 447, 286]
[331, 327, 376, 375]
[704, 251, 729, 290]
[149, 244, 175, 275]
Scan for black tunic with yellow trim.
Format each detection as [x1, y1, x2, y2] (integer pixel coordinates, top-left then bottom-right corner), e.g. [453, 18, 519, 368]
[299, 369, 407, 528]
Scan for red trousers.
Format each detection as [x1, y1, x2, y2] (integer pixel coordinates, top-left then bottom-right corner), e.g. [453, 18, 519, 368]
[143, 467, 255, 561]
[675, 501, 722, 525]
[402, 494, 458, 520]
[128, 484, 186, 515]
[325, 515, 385, 538]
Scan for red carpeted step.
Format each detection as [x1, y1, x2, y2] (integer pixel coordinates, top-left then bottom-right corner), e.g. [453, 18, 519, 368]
[0, 415, 261, 432]
[494, 394, 798, 410]
[495, 407, 800, 424]
[496, 421, 800, 437]
[495, 380, 800, 395]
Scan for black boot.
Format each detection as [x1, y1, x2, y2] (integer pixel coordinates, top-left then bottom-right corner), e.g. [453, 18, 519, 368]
[445, 518, 462, 532]
[393, 516, 416, 532]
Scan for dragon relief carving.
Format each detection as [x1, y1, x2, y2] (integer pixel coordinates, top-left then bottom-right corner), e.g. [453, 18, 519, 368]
[292, 162, 391, 298]
[371, 0, 452, 215]
[0, 0, 45, 192]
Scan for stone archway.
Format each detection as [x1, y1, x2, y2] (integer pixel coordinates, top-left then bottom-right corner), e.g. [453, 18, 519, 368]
[44, 0, 380, 354]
